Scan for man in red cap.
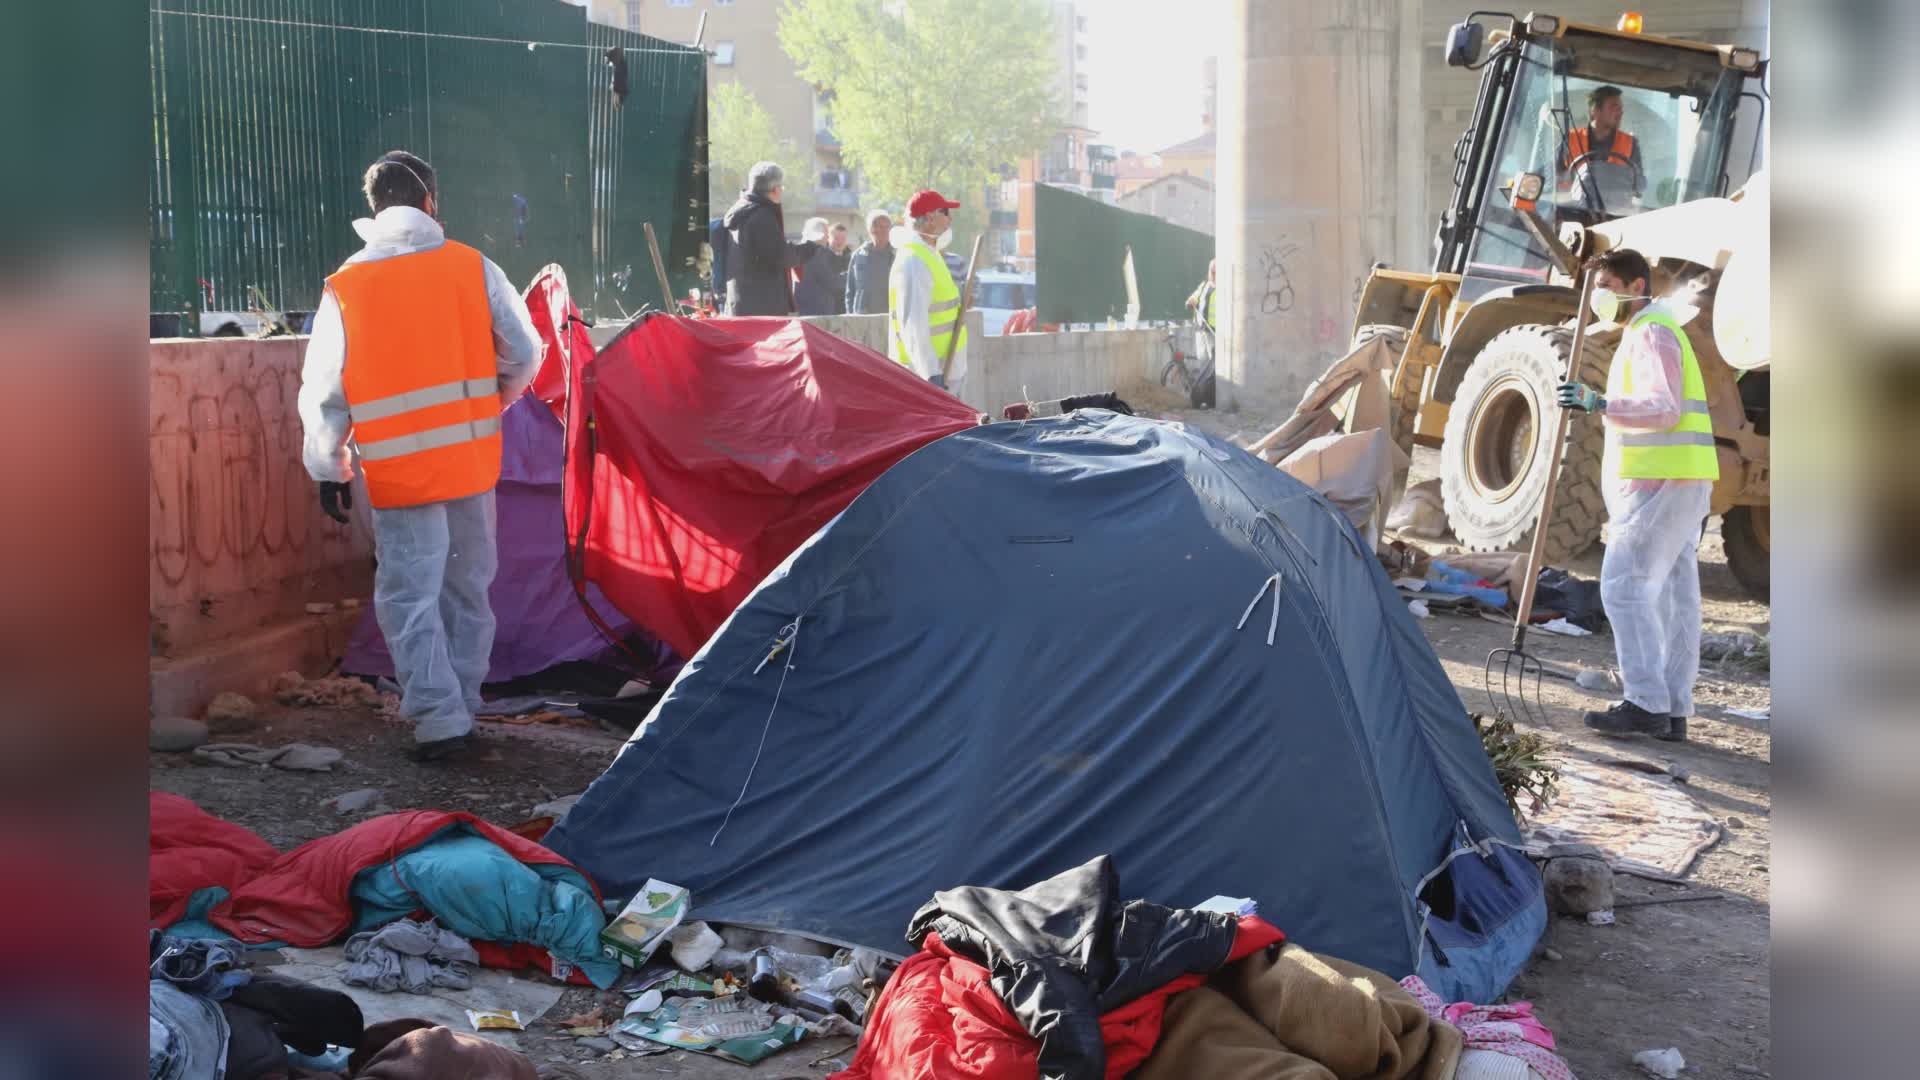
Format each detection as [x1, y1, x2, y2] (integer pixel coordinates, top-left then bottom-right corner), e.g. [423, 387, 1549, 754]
[887, 189, 968, 395]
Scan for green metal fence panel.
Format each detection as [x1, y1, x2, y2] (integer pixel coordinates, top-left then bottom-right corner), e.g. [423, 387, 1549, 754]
[1034, 183, 1212, 325]
[149, 0, 707, 330]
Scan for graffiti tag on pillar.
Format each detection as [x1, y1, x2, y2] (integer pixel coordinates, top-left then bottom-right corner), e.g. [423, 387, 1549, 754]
[1257, 241, 1300, 315]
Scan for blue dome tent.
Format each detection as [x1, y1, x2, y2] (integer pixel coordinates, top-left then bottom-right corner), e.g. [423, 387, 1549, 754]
[545, 412, 1544, 1003]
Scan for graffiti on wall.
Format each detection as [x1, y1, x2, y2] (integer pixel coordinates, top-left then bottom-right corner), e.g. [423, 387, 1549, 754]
[1257, 240, 1301, 315]
[150, 342, 370, 649]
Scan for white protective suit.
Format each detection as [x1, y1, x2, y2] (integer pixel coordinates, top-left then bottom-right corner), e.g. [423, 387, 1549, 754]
[1598, 301, 1712, 718]
[885, 225, 968, 397]
[297, 206, 542, 742]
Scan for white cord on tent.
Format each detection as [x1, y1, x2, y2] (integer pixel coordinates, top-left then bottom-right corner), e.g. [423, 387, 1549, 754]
[1235, 573, 1283, 646]
[711, 617, 802, 847]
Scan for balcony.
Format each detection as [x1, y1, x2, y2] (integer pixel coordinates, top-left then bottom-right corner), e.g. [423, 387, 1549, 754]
[812, 188, 861, 210]
[989, 209, 1018, 227]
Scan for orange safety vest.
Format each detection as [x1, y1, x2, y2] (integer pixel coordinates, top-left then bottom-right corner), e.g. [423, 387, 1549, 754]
[326, 241, 502, 509]
[1561, 127, 1635, 187]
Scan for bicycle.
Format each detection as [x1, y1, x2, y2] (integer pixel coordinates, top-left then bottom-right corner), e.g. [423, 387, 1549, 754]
[1159, 321, 1217, 409]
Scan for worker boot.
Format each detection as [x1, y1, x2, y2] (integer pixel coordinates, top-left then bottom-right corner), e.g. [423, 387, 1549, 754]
[1582, 700, 1667, 736]
[406, 734, 471, 763]
[1656, 716, 1688, 743]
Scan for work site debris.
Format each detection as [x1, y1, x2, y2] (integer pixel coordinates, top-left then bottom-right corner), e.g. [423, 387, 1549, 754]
[276, 675, 385, 709]
[1633, 1046, 1686, 1078]
[1701, 630, 1769, 671]
[1586, 910, 1616, 926]
[194, 742, 344, 772]
[1474, 713, 1560, 818]
[467, 1008, 525, 1032]
[151, 715, 211, 753]
[601, 880, 689, 969]
[203, 691, 259, 733]
[1576, 668, 1622, 693]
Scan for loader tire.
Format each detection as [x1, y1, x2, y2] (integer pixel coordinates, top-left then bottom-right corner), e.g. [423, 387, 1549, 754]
[1353, 324, 1415, 455]
[1440, 324, 1610, 563]
[1721, 505, 1770, 603]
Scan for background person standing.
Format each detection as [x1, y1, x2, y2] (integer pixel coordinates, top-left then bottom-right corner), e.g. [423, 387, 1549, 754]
[297, 150, 541, 760]
[721, 162, 818, 315]
[887, 190, 968, 395]
[845, 210, 895, 315]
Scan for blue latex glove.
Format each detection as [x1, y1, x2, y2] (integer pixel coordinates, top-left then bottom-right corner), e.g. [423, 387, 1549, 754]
[927, 373, 949, 390]
[1556, 381, 1606, 413]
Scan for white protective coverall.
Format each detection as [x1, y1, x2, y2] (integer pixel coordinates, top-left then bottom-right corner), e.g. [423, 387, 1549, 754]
[1599, 301, 1713, 718]
[297, 206, 542, 743]
[885, 225, 968, 398]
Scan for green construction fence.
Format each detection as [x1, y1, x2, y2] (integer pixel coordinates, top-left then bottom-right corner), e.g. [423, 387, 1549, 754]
[1033, 183, 1212, 325]
[149, 0, 707, 329]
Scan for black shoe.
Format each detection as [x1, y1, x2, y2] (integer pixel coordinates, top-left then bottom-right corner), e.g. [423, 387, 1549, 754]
[1583, 700, 1667, 736]
[406, 734, 471, 763]
[1655, 716, 1688, 743]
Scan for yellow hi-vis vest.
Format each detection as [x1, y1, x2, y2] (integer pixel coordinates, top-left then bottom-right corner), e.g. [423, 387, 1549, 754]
[890, 241, 966, 370]
[1607, 307, 1719, 481]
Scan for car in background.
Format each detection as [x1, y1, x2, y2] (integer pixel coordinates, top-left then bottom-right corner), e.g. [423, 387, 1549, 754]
[972, 271, 1036, 336]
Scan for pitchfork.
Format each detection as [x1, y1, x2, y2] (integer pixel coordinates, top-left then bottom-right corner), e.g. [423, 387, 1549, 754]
[1485, 269, 1600, 726]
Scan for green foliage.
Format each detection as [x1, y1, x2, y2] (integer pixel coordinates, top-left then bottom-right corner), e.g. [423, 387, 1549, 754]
[708, 81, 800, 210]
[1474, 712, 1560, 820]
[778, 0, 1058, 211]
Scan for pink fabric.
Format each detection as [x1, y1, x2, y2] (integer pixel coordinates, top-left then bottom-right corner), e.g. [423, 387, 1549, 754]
[1603, 316, 1686, 495]
[1398, 976, 1577, 1080]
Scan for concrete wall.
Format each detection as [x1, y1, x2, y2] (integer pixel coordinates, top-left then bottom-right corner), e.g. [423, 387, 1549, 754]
[150, 337, 372, 716]
[591, 313, 1158, 416]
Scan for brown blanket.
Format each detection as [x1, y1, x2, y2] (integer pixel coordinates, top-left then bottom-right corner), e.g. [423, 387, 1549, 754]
[1132, 943, 1462, 1080]
[350, 1023, 539, 1080]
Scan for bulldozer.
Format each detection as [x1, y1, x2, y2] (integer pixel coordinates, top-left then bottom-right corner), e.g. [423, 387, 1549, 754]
[1351, 11, 1770, 599]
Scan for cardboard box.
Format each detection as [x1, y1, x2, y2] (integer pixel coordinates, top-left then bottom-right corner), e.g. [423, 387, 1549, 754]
[600, 879, 689, 969]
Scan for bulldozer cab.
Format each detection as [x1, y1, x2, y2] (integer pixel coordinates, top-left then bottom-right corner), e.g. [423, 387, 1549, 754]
[1437, 13, 1765, 302]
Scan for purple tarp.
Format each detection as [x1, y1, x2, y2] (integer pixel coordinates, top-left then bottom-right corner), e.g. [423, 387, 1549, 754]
[342, 393, 641, 683]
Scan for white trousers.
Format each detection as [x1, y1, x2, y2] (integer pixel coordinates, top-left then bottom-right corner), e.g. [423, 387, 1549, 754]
[370, 490, 498, 743]
[1600, 480, 1711, 717]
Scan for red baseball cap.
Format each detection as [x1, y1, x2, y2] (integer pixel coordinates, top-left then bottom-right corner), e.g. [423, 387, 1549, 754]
[906, 189, 960, 218]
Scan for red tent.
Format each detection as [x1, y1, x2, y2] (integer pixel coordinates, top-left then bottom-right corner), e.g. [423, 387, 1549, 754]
[562, 314, 980, 659]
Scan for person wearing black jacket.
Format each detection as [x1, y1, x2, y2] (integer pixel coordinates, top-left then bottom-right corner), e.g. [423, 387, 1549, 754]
[721, 162, 818, 316]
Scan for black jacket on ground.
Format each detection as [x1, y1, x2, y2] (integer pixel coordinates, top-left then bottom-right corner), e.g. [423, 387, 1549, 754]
[905, 855, 1239, 1080]
[793, 243, 843, 317]
[722, 194, 816, 316]
[845, 241, 896, 315]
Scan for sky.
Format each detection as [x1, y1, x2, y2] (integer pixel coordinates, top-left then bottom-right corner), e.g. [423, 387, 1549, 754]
[1079, 0, 1226, 154]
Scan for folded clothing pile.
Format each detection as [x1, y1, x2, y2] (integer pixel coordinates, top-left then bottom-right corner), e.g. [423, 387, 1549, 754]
[344, 918, 480, 993]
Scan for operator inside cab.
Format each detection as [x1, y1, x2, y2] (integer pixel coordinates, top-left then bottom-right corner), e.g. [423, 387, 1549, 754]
[1557, 85, 1645, 221]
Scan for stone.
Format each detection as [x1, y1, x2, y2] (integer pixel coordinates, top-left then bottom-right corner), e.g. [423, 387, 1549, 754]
[1543, 855, 1615, 915]
[204, 691, 260, 733]
[576, 1037, 617, 1053]
[151, 715, 210, 752]
[275, 743, 344, 771]
[533, 793, 585, 820]
[325, 788, 383, 814]
[1542, 947, 1563, 962]
[1725, 815, 1746, 829]
[1633, 1047, 1685, 1078]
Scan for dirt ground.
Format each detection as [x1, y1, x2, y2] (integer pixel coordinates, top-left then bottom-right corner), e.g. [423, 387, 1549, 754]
[148, 405, 1771, 1080]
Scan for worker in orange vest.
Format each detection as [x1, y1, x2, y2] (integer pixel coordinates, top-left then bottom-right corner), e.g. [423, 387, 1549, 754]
[297, 151, 542, 761]
[1556, 85, 1644, 218]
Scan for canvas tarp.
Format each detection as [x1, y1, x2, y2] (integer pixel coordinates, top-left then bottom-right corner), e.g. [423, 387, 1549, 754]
[562, 315, 982, 660]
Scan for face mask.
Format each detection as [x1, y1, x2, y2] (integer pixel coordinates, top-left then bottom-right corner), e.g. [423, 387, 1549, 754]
[1589, 287, 1643, 323]
[933, 229, 953, 252]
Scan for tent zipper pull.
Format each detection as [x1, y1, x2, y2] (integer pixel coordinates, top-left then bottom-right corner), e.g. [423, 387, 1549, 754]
[754, 621, 800, 675]
[1235, 573, 1284, 646]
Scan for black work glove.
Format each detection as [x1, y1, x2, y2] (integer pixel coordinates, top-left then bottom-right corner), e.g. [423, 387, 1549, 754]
[318, 481, 353, 524]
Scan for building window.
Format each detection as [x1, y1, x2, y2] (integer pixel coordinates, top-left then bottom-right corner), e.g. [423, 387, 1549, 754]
[668, 0, 691, 6]
[626, 0, 641, 27]
[1076, 15, 1087, 32]
[1076, 44, 1086, 60]
[716, 0, 735, 5]
[713, 41, 735, 65]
